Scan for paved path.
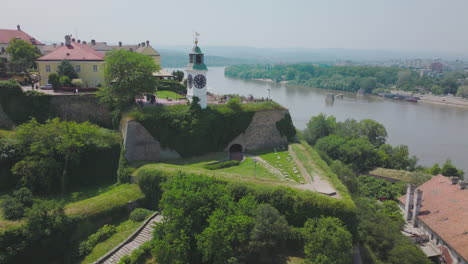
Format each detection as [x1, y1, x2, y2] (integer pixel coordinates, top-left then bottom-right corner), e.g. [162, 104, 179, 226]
[95, 214, 163, 264]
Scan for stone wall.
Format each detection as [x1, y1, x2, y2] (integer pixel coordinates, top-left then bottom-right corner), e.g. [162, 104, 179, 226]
[0, 104, 13, 129]
[225, 109, 289, 152]
[123, 119, 181, 162]
[49, 94, 113, 128]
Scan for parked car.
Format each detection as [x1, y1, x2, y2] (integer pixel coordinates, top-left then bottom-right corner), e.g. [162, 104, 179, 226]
[41, 84, 53, 90]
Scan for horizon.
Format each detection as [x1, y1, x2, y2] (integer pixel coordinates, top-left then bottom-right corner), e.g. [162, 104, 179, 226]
[2, 0, 468, 56]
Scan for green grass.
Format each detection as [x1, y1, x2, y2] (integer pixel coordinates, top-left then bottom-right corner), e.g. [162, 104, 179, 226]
[210, 100, 284, 112]
[81, 214, 154, 264]
[258, 149, 303, 183]
[293, 141, 353, 204]
[0, 129, 14, 138]
[65, 184, 144, 217]
[156, 91, 184, 100]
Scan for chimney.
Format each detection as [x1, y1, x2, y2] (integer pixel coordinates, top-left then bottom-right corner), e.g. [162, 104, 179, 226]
[458, 181, 467, 190]
[404, 184, 415, 221]
[119, 41, 122, 47]
[412, 189, 423, 227]
[17, 25, 21, 31]
[72, 38, 76, 42]
[65, 35, 71, 46]
[141, 42, 145, 47]
[53, 43, 56, 48]
[91, 39, 96, 45]
[451, 177, 460, 185]
[82, 41, 87, 44]
[138, 43, 141, 47]
[61, 42, 64, 46]
[146, 40, 149, 45]
[77, 39, 81, 43]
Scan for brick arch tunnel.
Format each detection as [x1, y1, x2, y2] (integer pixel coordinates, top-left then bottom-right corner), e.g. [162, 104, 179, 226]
[229, 144, 243, 161]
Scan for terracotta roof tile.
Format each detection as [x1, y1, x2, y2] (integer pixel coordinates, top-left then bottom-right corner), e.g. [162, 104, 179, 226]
[0, 28, 43, 45]
[399, 175, 468, 261]
[37, 41, 104, 61]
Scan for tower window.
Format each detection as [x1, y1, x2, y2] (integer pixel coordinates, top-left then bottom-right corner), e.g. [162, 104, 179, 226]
[190, 55, 194, 63]
[93, 65, 98, 72]
[75, 65, 81, 72]
[46, 65, 51, 72]
[196, 55, 202, 64]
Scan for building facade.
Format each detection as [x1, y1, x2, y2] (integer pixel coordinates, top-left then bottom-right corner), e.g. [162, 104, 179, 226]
[0, 25, 43, 61]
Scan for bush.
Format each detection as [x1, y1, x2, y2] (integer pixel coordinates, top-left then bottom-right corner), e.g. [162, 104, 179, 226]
[79, 224, 116, 257]
[130, 208, 152, 222]
[1, 196, 25, 220]
[13, 187, 33, 207]
[118, 241, 152, 264]
[203, 160, 240, 170]
[48, 73, 60, 88]
[276, 112, 296, 141]
[227, 97, 242, 112]
[156, 79, 186, 94]
[71, 79, 83, 88]
[59, 76, 72, 87]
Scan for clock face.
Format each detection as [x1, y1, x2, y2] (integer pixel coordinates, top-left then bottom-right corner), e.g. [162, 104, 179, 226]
[194, 74, 206, 89]
[187, 74, 193, 89]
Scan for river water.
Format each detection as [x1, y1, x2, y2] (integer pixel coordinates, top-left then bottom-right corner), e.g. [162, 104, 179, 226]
[175, 66, 468, 172]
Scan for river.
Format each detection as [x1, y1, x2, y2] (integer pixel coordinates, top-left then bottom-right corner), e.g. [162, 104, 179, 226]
[173, 66, 468, 173]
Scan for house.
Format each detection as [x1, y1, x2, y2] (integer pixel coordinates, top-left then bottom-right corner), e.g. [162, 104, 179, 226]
[36, 35, 105, 87]
[0, 25, 44, 61]
[398, 175, 468, 264]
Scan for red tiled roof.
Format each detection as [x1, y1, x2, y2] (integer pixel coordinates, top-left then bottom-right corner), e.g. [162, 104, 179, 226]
[399, 175, 468, 261]
[0, 29, 43, 45]
[37, 41, 104, 61]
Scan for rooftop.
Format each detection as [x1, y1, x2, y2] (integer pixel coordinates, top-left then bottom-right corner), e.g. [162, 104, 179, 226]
[37, 41, 104, 61]
[0, 27, 43, 45]
[399, 175, 468, 261]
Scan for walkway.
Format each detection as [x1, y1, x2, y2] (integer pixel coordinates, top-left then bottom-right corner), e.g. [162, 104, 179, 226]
[95, 213, 163, 264]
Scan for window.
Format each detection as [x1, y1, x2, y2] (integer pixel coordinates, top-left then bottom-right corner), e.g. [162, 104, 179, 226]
[93, 65, 98, 72]
[75, 65, 80, 72]
[189, 55, 193, 63]
[196, 55, 202, 64]
[46, 65, 51, 72]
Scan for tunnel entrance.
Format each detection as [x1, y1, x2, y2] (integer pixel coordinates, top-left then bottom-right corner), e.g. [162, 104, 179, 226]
[229, 144, 243, 161]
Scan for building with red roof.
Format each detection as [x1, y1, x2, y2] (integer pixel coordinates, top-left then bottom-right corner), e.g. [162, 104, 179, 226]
[36, 35, 105, 87]
[399, 175, 468, 264]
[0, 25, 44, 61]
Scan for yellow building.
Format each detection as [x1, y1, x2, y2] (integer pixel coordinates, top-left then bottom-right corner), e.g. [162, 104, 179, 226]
[36, 36, 105, 87]
[86, 40, 161, 66]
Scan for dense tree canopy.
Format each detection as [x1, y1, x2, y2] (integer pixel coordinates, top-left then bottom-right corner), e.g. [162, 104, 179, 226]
[5, 38, 41, 74]
[98, 49, 159, 113]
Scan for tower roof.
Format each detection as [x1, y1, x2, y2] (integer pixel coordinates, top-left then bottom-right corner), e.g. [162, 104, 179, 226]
[190, 45, 203, 54]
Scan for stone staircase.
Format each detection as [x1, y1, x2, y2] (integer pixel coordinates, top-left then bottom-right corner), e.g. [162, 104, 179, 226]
[95, 214, 163, 264]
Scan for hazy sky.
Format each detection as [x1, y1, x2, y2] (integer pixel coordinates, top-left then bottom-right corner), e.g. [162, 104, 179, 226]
[2, 0, 468, 52]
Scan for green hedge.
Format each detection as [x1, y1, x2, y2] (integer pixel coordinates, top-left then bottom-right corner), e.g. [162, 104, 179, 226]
[79, 224, 117, 257]
[135, 166, 357, 237]
[203, 160, 240, 170]
[118, 241, 152, 264]
[156, 80, 187, 94]
[129, 208, 152, 222]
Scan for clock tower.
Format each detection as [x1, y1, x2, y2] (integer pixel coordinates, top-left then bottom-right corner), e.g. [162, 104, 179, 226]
[186, 36, 208, 109]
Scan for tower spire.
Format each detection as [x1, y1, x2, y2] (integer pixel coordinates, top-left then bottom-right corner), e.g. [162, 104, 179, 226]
[194, 32, 200, 46]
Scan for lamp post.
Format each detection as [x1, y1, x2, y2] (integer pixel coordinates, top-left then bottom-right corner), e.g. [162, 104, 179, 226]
[267, 88, 271, 100]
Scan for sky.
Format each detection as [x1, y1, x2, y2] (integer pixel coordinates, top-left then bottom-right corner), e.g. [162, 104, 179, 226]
[2, 0, 468, 53]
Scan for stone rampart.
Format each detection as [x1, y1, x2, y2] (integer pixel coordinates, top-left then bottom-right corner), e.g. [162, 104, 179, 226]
[225, 109, 289, 152]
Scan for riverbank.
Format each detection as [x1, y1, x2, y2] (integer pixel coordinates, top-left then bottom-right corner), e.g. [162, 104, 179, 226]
[390, 90, 468, 108]
[251, 78, 289, 84]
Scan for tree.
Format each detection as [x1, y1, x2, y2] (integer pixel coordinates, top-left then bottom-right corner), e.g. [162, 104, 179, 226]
[358, 119, 387, 147]
[428, 163, 441, 175]
[456, 85, 468, 98]
[48, 73, 61, 88]
[172, 70, 184, 82]
[0, 58, 7, 77]
[330, 160, 358, 194]
[441, 159, 464, 178]
[57, 60, 78, 79]
[303, 113, 336, 145]
[249, 204, 290, 262]
[302, 217, 353, 264]
[431, 85, 444, 95]
[59, 75, 72, 87]
[98, 49, 159, 114]
[0, 196, 25, 220]
[5, 38, 40, 73]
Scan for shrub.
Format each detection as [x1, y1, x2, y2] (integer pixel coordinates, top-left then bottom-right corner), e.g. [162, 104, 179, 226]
[59, 76, 72, 87]
[276, 112, 296, 141]
[1, 196, 25, 220]
[78, 224, 116, 257]
[117, 146, 131, 183]
[13, 187, 33, 207]
[203, 160, 240, 170]
[118, 241, 152, 264]
[130, 208, 152, 222]
[227, 97, 242, 112]
[71, 79, 83, 88]
[48, 73, 61, 88]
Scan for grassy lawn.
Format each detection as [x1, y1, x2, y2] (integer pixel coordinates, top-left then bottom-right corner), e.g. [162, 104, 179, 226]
[258, 149, 303, 183]
[65, 184, 144, 217]
[81, 214, 154, 264]
[156, 91, 184, 100]
[369, 167, 431, 185]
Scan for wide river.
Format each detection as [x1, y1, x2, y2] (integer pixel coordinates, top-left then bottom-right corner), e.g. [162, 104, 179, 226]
[174, 66, 468, 172]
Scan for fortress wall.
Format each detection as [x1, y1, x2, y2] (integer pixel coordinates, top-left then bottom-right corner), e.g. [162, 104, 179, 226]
[123, 119, 181, 162]
[49, 94, 113, 128]
[0, 104, 14, 129]
[225, 109, 289, 152]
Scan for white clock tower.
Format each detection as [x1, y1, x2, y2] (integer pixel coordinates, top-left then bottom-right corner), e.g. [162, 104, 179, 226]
[186, 35, 208, 109]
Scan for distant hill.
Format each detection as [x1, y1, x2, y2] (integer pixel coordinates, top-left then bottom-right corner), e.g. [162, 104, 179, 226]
[159, 49, 258, 68]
